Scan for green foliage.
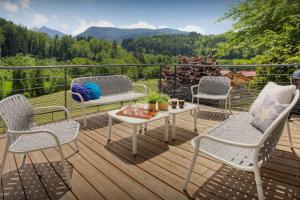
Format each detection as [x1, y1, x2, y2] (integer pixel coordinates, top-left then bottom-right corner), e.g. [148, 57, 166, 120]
[218, 0, 300, 63]
[122, 33, 226, 58]
[158, 93, 170, 103]
[218, 0, 300, 89]
[147, 92, 160, 103]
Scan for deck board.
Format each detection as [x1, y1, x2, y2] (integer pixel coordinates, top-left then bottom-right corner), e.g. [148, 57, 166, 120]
[0, 106, 299, 200]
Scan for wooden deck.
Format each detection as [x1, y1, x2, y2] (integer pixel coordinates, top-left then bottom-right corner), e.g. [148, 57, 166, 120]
[0, 106, 299, 200]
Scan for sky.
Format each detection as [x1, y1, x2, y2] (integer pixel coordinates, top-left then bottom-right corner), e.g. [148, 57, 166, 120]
[0, 0, 237, 36]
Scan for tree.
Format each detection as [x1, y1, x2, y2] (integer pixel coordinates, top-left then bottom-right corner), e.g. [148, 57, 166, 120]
[217, 0, 300, 63]
[0, 30, 4, 58]
[217, 0, 300, 88]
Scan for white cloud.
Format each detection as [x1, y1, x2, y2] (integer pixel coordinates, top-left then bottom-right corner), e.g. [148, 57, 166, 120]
[19, 0, 31, 8]
[33, 13, 48, 26]
[158, 25, 168, 29]
[50, 14, 58, 19]
[60, 23, 69, 30]
[72, 17, 115, 35]
[179, 25, 206, 34]
[121, 21, 156, 29]
[1, 1, 19, 13]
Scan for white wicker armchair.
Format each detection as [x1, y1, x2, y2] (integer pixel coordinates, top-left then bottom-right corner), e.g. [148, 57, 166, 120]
[191, 76, 232, 116]
[0, 94, 80, 188]
[184, 89, 299, 200]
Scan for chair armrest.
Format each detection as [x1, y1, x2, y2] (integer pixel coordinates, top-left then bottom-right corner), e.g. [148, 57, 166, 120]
[33, 106, 71, 120]
[195, 134, 260, 148]
[71, 92, 84, 103]
[191, 85, 198, 96]
[132, 83, 147, 95]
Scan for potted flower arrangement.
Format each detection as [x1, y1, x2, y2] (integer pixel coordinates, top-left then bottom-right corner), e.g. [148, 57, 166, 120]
[158, 93, 170, 111]
[147, 92, 159, 111]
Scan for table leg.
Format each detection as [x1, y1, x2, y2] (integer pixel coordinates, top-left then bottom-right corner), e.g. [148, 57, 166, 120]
[172, 114, 176, 140]
[144, 123, 147, 132]
[164, 117, 169, 143]
[108, 116, 112, 142]
[139, 124, 143, 134]
[133, 125, 137, 155]
[194, 108, 197, 132]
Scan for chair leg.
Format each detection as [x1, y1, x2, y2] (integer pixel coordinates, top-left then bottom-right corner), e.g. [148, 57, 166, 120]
[82, 104, 87, 127]
[286, 119, 293, 149]
[57, 145, 72, 188]
[74, 139, 79, 152]
[228, 95, 232, 114]
[183, 140, 200, 190]
[253, 163, 264, 200]
[0, 144, 9, 178]
[224, 98, 228, 118]
[190, 97, 194, 115]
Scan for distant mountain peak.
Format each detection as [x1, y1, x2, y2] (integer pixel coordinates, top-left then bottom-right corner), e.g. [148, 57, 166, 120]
[35, 26, 66, 37]
[76, 26, 188, 42]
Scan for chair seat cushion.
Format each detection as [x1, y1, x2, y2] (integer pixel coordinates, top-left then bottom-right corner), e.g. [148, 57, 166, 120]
[83, 92, 145, 105]
[193, 113, 263, 168]
[194, 93, 227, 100]
[9, 120, 79, 153]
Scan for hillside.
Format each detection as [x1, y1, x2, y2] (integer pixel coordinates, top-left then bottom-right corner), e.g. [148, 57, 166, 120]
[77, 27, 188, 42]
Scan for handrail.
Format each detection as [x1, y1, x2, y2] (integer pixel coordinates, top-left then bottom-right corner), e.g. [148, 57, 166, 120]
[0, 63, 300, 70]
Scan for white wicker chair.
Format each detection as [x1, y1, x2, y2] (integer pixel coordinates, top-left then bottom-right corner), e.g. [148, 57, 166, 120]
[0, 94, 80, 188]
[183, 89, 299, 200]
[71, 75, 147, 127]
[191, 76, 232, 116]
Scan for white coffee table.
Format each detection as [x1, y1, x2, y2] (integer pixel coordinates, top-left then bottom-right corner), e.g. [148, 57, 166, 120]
[168, 102, 198, 140]
[107, 109, 170, 155]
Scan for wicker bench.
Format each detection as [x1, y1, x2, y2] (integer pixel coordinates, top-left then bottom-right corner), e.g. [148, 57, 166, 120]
[71, 75, 147, 126]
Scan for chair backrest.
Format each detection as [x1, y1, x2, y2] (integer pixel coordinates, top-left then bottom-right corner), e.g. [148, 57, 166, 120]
[198, 76, 231, 95]
[258, 89, 299, 164]
[71, 75, 133, 96]
[0, 94, 34, 144]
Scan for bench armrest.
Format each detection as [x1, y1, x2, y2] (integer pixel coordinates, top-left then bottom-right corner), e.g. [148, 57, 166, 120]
[33, 106, 71, 120]
[71, 92, 85, 103]
[132, 83, 147, 95]
[191, 85, 198, 96]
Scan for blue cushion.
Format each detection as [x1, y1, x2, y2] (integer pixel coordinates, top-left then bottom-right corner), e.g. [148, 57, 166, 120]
[83, 82, 101, 100]
[72, 83, 90, 102]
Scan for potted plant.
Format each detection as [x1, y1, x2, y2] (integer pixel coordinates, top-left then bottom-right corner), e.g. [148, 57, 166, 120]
[158, 93, 170, 111]
[147, 92, 159, 111]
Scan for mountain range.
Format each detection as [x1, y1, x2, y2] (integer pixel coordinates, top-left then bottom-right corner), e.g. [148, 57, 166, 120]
[34, 26, 66, 37]
[77, 27, 188, 42]
[34, 26, 188, 41]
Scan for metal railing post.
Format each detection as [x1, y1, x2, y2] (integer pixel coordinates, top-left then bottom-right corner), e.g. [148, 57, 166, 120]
[173, 65, 177, 98]
[159, 65, 162, 93]
[121, 66, 125, 75]
[64, 67, 67, 118]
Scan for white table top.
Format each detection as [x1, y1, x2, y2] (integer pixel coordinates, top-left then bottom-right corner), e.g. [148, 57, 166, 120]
[168, 102, 198, 114]
[108, 102, 198, 124]
[108, 109, 169, 125]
